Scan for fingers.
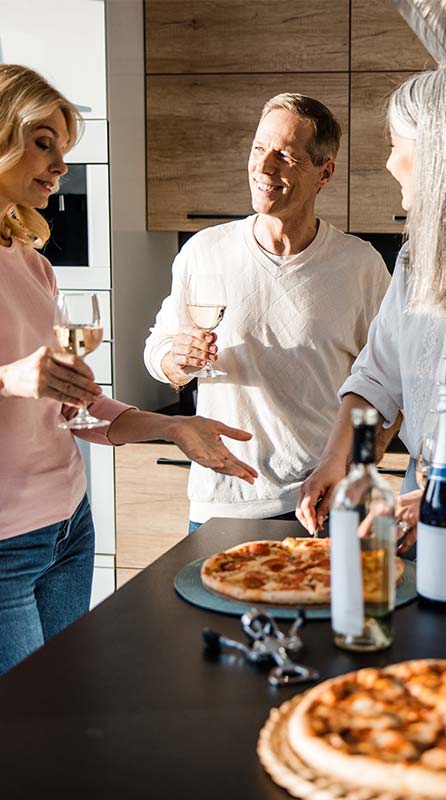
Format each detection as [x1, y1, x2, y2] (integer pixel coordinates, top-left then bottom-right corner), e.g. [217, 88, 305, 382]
[397, 523, 417, 554]
[51, 350, 96, 380]
[215, 423, 252, 442]
[171, 328, 218, 368]
[296, 489, 320, 536]
[205, 450, 258, 484]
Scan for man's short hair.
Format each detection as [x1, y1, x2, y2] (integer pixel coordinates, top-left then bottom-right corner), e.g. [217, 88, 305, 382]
[261, 93, 342, 166]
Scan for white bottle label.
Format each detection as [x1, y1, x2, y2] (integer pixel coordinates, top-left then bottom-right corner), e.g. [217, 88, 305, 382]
[330, 509, 364, 635]
[417, 522, 446, 601]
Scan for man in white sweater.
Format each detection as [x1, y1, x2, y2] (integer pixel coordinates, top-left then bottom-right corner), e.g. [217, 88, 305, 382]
[144, 93, 390, 530]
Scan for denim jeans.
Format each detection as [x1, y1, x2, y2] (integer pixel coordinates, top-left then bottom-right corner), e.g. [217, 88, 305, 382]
[0, 493, 95, 676]
[188, 510, 298, 534]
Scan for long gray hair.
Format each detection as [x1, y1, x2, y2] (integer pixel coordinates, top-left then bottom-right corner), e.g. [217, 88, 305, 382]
[388, 67, 446, 314]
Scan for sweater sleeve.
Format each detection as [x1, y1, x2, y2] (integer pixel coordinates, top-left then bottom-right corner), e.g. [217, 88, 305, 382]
[72, 396, 135, 445]
[144, 248, 190, 383]
[339, 245, 407, 426]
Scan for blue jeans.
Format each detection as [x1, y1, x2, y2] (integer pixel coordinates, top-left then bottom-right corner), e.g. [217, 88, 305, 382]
[0, 493, 95, 676]
[188, 510, 298, 534]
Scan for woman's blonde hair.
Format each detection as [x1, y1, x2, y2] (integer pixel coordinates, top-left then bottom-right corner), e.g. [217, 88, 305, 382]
[388, 68, 446, 314]
[0, 64, 83, 247]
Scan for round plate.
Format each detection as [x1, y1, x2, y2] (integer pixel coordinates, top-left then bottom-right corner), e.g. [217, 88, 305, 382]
[174, 558, 417, 619]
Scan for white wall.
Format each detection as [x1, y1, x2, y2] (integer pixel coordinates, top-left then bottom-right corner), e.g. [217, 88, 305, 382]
[106, 0, 178, 410]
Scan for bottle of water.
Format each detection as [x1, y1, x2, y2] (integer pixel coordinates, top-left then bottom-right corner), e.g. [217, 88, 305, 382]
[329, 408, 396, 651]
[417, 385, 446, 605]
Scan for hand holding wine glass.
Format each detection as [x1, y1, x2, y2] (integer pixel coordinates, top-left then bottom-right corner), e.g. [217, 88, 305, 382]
[186, 274, 227, 378]
[53, 292, 110, 430]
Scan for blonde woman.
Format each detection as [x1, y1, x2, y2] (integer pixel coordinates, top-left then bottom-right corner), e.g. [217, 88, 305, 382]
[297, 66, 446, 552]
[0, 65, 257, 676]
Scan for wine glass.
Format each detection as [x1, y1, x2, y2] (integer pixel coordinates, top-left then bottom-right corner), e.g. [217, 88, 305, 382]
[415, 432, 436, 489]
[186, 274, 227, 378]
[53, 292, 110, 430]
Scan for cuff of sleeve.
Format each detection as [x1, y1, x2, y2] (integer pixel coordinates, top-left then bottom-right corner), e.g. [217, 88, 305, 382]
[144, 337, 172, 384]
[75, 397, 136, 445]
[339, 375, 399, 429]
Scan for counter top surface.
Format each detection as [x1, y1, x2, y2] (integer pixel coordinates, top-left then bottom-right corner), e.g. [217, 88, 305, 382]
[0, 517, 444, 799]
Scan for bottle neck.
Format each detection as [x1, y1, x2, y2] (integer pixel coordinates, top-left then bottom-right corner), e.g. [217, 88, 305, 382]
[352, 424, 376, 465]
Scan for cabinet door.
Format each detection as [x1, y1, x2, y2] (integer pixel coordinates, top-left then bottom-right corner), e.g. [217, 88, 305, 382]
[146, 0, 349, 73]
[147, 74, 348, 232]
[351, 0, 435, 70]
[0, 0, 106, 118]
[115, 443, 190, 569]
[350, 72, 412, 233]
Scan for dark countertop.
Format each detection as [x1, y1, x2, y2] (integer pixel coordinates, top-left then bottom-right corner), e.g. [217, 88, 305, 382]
[0, 517, 444, 799]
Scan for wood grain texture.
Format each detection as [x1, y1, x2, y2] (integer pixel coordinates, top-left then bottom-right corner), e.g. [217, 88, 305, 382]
[377, 451, 409, 494]
[351, 0, 435, 71]
[350, 72, 411, 233]
[116, 568, 141, 589]
[147, 73, 348, 232]
[146, 0, 349, 74]
[115, 443, 190, 569]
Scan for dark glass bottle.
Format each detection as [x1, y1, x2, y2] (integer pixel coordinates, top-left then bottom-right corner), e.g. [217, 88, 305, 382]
[417, 386, 446, 605]
[330, 408, 396, 651]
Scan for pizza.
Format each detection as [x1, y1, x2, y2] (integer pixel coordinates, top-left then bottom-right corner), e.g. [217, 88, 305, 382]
[200, 537, 404, 605]
[286, 659, 446, 799]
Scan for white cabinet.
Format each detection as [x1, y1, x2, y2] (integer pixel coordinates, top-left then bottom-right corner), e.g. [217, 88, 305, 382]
[90, 555, 115, 608]
[0, 0, 106, 118]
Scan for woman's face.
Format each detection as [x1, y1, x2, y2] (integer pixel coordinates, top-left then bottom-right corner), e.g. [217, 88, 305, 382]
[0, 108, 69, 216]
[386, 128, 416, 211]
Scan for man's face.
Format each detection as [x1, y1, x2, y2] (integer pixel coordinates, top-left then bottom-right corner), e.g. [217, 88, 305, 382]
[248, 108, 334, 223]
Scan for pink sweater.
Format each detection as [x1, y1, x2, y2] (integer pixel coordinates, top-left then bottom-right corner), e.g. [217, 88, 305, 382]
[0, 240, 129, 540]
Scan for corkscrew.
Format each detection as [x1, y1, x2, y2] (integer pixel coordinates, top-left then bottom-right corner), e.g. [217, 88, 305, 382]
[202, 609, 320, 687]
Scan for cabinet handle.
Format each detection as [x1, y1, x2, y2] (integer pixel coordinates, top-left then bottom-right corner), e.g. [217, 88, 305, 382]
[392, 214, 407, 221]
[187, 213, 245, 220]
[156, 457, 191, 467]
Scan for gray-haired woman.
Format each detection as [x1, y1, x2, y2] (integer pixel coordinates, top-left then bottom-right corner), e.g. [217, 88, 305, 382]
[296, 66, 446, 552]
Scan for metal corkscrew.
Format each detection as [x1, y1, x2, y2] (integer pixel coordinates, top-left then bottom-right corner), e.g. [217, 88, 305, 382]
[202, 608, 320, 687]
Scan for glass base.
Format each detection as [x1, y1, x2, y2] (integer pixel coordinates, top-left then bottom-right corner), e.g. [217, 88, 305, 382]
[192, 363, 226, 379]
[334, 616, 393, 652]
[58, 413, 110, 430]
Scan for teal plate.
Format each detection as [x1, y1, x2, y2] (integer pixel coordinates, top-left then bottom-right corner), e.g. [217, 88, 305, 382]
[174, 558, 417, 619]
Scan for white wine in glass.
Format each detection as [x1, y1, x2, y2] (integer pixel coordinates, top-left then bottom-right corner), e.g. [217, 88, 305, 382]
[54, 292, 110, 430]
[187, 274, 227, 378]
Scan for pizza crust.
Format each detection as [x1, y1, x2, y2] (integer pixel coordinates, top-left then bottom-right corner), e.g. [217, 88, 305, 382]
[200, 538, 404, 607]
[287, 660, 446, 799]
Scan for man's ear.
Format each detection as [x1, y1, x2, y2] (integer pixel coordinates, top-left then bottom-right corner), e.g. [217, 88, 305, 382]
[319, 159, 335, 189]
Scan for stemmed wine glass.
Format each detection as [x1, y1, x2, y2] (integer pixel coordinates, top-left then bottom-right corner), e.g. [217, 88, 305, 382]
[186, 274, 227, 378]
[415, 431, 436, 489]
[53, 292, 110, 429]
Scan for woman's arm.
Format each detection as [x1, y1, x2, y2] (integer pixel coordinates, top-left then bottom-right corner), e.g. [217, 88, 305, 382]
[296, 393, 378, 534]
[106, 409, 258, 484]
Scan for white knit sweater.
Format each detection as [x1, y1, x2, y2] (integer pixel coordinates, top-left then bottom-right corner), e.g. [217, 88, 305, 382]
[144, 216, 390, 521]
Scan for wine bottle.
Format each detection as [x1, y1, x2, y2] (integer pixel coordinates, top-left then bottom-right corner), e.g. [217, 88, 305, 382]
[417, 385, 446, 605]
[329, 408, 396, 651]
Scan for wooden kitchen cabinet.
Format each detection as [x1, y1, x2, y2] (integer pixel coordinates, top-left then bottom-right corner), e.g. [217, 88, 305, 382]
[146, 0, 349, 74]
[349, 72, 412, 233]
[115, 443, 190, 575]
[147, 73, 348, 232]
[351, 0, 434, 71]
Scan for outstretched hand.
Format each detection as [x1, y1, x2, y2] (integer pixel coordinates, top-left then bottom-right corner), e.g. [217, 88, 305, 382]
[170, 415, 258, 483]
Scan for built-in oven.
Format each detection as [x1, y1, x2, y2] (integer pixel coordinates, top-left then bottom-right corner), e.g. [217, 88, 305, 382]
[48, 119, 111, 291]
